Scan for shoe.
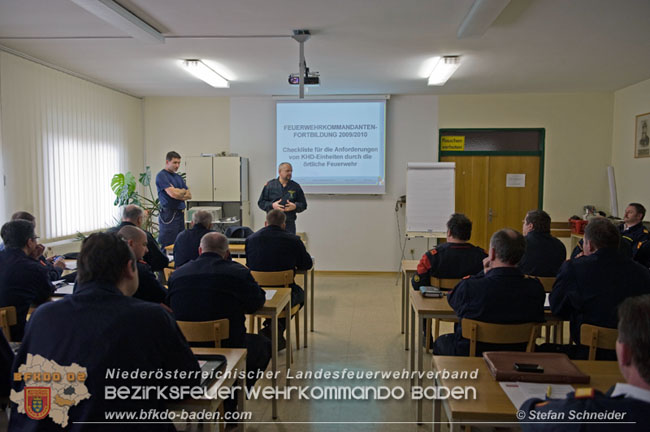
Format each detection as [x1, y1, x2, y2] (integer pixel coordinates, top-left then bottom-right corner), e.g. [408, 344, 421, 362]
[259, 326, 286, 351]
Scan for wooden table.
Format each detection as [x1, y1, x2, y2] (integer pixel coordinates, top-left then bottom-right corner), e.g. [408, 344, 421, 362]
[401, 259, 419, 349]
[431, 356, 623, 432]
[170, 347, 247, 432]
[252, 287, 292, 419]
[233, 257, 315, 349]
[409, 290, 457, 422]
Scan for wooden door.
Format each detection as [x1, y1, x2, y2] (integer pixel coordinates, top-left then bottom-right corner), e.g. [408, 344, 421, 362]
[440, 155, 540, 250]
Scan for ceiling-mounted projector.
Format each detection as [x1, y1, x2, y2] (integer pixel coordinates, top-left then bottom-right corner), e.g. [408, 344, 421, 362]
[288, 71, 320, 86]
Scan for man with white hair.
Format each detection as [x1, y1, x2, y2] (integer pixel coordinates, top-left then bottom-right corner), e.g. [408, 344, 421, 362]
[110, 204, 169, 272]
[173, 209, 213, 267]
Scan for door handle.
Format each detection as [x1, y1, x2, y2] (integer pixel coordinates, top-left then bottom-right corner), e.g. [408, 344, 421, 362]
[488, 208, 493, 223]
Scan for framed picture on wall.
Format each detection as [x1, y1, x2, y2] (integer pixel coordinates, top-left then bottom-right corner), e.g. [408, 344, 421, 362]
[635, 112, 650, 158]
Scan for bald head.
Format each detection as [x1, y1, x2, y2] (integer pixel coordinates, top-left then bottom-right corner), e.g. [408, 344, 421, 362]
[118, 225, 148, 260]
[122, 205, 144, 224]
[200, 232, 229, 258]
[489, 228, 526, 265]
[266, 209, 286, 228]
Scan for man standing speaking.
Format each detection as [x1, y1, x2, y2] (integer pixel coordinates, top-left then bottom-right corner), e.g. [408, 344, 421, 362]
[156, 151, 192, 247]
[258, 162, 307, 234]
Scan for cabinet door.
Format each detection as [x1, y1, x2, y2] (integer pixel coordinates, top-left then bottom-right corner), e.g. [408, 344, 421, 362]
[184, 157, 213, 201]
[213, 157, 241, 201]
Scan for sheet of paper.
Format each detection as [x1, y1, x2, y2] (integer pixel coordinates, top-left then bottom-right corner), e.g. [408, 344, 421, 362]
[265, 289, 277, 300]
[65, 261, 77, 270]
[544, 292, 550, 308]
[500, 382, 574, 409]
[54, 284, 74, 295]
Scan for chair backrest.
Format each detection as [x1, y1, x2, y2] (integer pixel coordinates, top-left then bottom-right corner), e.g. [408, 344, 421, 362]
[176, 319, 230, 348]
[430, 277, 462, 290]
[461, 318, 537, 357]
[0, 306, 17, 342]
[535, 277, 556, 293]
[225, 226, 254, 239]
[163, 267, 175, 283]
[250, 270, 293, 288]
[580, 324, 618, 360]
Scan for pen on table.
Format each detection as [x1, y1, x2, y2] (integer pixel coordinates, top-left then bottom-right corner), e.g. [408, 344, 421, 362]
[546, 385, 552, 398]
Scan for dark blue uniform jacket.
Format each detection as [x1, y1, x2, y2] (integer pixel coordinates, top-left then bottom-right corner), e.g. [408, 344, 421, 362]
[411, 242, 486, 290]
[550, 247, 650, 344]
[620, 222, 650, 260]
[519, 231, 567, 277]
[520, 387, 650, 431]
[167, 253, 266, 348]
[245, 226, 312, 273]
[0, 248, 53, 341]
[448, 267, 546, 355]
[10, 281, 199, 431]
[257, 179, 307, 223]
[173, 225, 213, 268]
[134, 261, 167, 304]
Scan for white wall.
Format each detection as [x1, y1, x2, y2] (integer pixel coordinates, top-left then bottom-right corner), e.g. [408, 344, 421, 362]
[439, 93, 614, 220]
[611, 77, 650, 215]
[231, 95, 438, 271]
[144, 97, 230, 171]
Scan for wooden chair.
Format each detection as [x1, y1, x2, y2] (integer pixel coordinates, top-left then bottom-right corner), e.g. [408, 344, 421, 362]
[580, 324, 618, 361]
[0, 306, 17, 342]
[424, 277, 461, 353]
[176, 319, 230, 348]
[461, 318, 538, 357]
[163, 267, 175, 285]
[175, 319, 229, 432]
[250, 270, 301, 354]
[534, 276, 563, 343]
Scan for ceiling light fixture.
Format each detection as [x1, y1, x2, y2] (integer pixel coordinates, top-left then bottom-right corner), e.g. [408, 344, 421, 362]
[180, 60, 230, 88]
[457, 0, 511, 39]
[69, 0, 165, 44]
[427, 56, 461, 86]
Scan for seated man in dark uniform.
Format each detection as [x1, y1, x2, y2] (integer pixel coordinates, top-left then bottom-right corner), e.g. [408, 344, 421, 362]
[411, 213, 486, 290]
[173, 209, 213, 267]
[109, 204, 169, 272]
[521, 294, 650, 432]
[549, 217, 650, 359]
[620, 202, 649, 263]
[519, 209, 567, 276]
[10, 232, 199, 430]
[0, 220, 53, 341]
[245, 209, 313, 349]
[433, 229, 546, 356]
[168, 232, 271, 389]
[118, 225, 167, 304]
[0, 211, 66, 281]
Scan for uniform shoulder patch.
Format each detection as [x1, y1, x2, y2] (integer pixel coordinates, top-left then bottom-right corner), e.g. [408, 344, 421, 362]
[413, 275, 420, 283]
[534, 401, 550, 408]
[462, 275, 471, 280]
[428, 249, 438, 255]
[574, 388, 595, 399]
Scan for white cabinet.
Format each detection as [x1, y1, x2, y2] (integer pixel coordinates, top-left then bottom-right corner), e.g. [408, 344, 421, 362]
[184, 156, 250, 228]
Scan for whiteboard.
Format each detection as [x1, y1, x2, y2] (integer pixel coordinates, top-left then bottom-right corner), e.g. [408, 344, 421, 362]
[406, 162, 455, 234]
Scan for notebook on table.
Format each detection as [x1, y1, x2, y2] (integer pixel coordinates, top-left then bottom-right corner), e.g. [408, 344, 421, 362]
[195, 354, 227, 388]
[483, 351, 590, 384]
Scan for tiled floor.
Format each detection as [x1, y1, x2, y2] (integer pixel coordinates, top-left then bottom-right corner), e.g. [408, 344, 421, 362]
[243, 273, 452, 432]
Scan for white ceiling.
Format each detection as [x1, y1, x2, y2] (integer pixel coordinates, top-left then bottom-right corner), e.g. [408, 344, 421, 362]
[1, 0, 649, 98]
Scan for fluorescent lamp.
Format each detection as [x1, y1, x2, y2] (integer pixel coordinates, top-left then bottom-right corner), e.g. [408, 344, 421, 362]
[427, 56, 461, 86]
[70, 0, 164, 43]
[457, 0, 511, 39]
[180, 60, 230, 88]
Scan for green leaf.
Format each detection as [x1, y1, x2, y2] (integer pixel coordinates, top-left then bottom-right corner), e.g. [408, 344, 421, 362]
[139, 166, 152, 187]
[110, 173, 125, 196]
